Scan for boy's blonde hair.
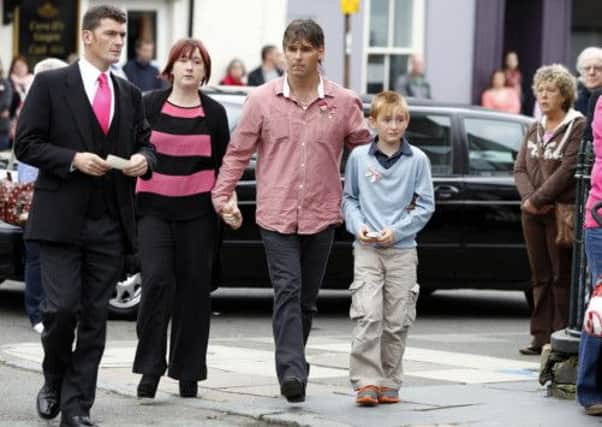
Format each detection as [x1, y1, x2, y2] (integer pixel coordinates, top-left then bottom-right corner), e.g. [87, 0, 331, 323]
[370, 90, 410, 119]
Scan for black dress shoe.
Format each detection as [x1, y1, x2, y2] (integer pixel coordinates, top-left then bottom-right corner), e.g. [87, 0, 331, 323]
[519, 344, 542, 355]
[60, 415, 98, 427]
[36, 382, 60, 420]
[281, 377, 305, 403]
[137, 374, 160, 398]
[179, 380, 198, 398]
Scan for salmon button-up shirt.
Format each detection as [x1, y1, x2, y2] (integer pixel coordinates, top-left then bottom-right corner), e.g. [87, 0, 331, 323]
[212, 76, 371, 234]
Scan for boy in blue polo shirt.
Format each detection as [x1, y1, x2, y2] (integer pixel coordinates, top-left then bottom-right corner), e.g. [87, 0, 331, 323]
[342, 90, 435, 406]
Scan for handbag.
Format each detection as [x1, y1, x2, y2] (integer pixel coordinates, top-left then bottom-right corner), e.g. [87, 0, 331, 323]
[584, 283, 602, 336]
[0, 151, 34, 226]
[554, 203, 575, 248]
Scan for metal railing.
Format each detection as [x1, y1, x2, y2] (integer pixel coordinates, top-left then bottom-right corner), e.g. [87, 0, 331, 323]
[568, 139, 594, 336]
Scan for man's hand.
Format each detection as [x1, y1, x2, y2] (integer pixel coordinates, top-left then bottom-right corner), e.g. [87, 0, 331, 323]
[357, 224, 378, 244]
[221, 192, 242, 230]
[72, 152, 111, 176]
[122, 153, 148, 177]
[377, 228, 395, 247]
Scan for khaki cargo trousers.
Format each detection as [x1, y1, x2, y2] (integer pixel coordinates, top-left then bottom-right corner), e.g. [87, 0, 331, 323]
[349, 244, 419, 390]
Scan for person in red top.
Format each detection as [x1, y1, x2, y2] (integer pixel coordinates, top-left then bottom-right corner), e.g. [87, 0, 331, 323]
[219, 58, 246, 86]
[212, 19, 370, 403]
[481, 69, 521, 114]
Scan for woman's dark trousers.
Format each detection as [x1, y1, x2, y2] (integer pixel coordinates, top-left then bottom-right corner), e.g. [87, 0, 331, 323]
[133, 214, 216, 381]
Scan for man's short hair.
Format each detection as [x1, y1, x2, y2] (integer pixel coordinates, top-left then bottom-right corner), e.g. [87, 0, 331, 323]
[576, 46, 602, 74]
[261, 45, 276, 62]
[282, 19, 324, 50]
[82, 5, 127, 32]
[370, 91, 410, 119]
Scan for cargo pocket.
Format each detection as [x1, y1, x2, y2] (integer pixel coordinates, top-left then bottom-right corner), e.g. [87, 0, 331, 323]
[349, 281, 366, 320]
[403, 283, 420, 327]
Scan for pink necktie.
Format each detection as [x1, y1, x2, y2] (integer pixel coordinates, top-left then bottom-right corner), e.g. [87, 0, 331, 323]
[92, 72, 111, 134]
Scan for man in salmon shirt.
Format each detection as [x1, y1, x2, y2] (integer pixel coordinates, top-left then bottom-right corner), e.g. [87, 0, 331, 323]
[212, 19, 370, 403]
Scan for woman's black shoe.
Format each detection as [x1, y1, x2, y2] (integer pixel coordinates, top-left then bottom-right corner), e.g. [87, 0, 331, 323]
[179, 381, 198, 398]
[519, 344, 542, 355]
[137, 375, 160, 398]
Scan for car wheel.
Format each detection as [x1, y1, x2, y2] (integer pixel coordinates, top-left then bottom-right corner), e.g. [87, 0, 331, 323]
[108, 272, 142, 319]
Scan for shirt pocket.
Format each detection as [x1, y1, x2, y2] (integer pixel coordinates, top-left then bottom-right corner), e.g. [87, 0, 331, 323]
[263, 111, 290, 143]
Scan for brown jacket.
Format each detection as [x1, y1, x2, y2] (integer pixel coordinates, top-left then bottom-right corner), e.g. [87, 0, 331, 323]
[514, 109, 586, 208]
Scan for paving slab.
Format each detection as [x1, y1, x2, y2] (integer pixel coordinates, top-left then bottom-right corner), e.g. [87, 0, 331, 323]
[1, 338, 599, 427]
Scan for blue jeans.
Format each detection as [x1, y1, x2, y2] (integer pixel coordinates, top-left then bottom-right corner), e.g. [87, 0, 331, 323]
[23, 240, 44, 326]
[577, 227, 602, 407]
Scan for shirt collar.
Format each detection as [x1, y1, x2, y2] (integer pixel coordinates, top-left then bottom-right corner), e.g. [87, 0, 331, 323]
[281, 73, 325, 99]
[369, 136, 413, 157]
[78, 56, 112, 84]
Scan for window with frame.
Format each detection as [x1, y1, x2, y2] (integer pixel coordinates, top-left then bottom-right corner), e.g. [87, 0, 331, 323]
[364, 0, 424, 94]
[464, 118, 525, 176]
[406, 114, 453, 176]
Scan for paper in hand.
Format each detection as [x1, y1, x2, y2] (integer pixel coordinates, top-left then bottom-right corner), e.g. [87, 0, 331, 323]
[106, 154, 129, 170]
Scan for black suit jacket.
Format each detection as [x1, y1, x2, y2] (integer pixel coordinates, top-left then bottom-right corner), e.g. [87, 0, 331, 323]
[15, 63, 156, 254]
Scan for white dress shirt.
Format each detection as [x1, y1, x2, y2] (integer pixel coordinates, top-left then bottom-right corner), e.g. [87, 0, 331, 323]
[78, 56, 116, 126]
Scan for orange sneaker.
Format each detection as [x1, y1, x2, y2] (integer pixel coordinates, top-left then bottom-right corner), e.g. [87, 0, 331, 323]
[355, 385, 379, 406]
[378, 387, 400, 404]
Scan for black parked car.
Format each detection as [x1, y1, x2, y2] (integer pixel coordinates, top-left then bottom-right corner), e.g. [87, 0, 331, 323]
[0, 88, 534, 317]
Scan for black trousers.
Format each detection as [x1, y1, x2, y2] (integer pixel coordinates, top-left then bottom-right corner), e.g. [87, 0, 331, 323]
[39, 216, 124, 418]
[260, 226, 335, 385]
[133, 214, 216, 381]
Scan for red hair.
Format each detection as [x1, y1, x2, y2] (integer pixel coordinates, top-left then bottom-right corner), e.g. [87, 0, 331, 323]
[161, 38, 211, 85]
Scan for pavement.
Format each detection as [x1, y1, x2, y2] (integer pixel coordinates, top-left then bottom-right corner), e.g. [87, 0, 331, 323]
[0, 334, 599, 427]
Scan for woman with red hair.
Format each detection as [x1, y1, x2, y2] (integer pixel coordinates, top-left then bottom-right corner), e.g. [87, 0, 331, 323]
[132, 38, 232, 399]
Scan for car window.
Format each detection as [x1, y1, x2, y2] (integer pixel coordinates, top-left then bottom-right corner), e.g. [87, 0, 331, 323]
[465, 118, 524, 176]
[406, 114, 452, 176]
[221, 101, 243, 133]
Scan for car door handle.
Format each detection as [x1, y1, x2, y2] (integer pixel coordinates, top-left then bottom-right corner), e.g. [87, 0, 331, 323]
[434, 185, 460, 200]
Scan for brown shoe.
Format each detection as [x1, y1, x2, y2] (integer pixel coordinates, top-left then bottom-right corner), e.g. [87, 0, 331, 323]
[378, 387, 400, 404]
[355, 385, 379, 406]
[585, 403, 602, 416]
[519, 344, 542, 355]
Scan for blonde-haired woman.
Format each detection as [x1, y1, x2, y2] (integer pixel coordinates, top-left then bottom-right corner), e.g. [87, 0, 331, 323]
[514, 64, 586, 355]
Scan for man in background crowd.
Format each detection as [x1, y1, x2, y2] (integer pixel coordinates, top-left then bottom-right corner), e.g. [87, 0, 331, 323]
[395, 54, 431, 99]
[247, 44, 284, 86]
[123, 39, 163, 92]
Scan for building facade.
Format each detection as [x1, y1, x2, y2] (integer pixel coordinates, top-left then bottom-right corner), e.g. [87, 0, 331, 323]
[1, 0, 285, 87]
[288, 0, 601, 111]
[1, 0, 600, 109]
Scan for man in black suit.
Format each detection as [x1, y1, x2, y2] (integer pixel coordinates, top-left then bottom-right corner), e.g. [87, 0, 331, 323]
[15, 5, 156, 427]
[247, 44, 284, 86]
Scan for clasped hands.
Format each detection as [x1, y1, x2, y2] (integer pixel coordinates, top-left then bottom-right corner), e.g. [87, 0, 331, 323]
[73, 152, 148, 177]
[357, 225, 395, 247]
[220, 192, 242, 230]
[521, 198, 553, 215]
